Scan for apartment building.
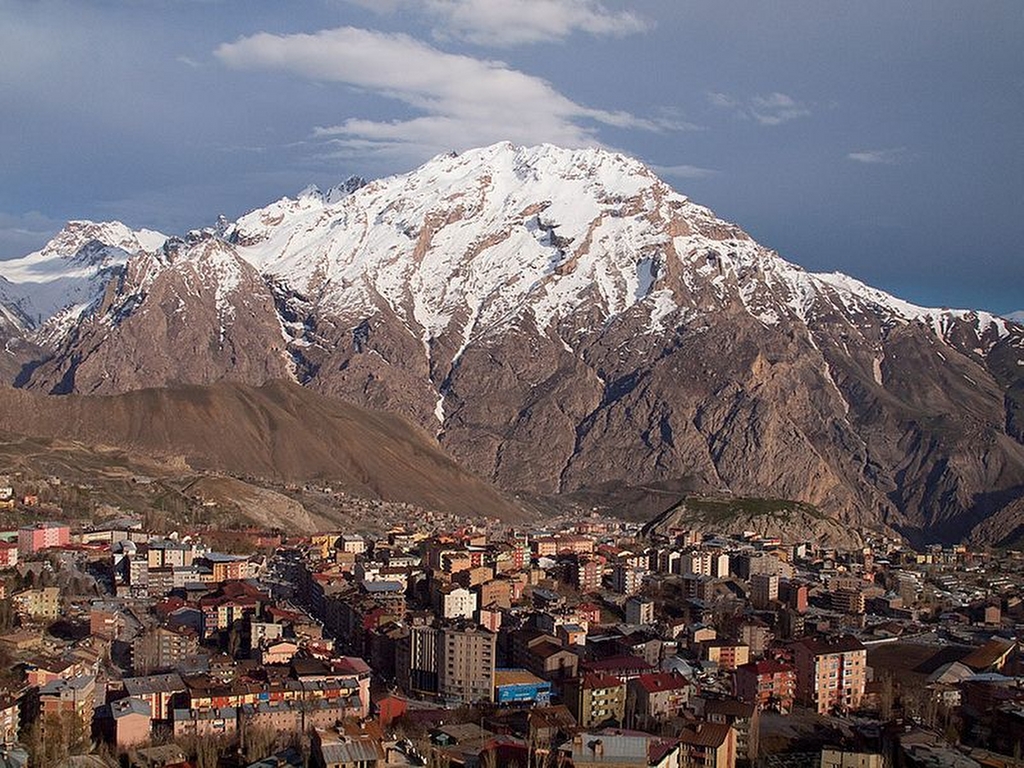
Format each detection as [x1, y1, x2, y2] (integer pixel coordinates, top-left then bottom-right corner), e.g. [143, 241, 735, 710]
[564, 673, 626, 729]
[437, 622, 496, 705]
[793, 635, 867, 714]
[733, 659, 796, 713]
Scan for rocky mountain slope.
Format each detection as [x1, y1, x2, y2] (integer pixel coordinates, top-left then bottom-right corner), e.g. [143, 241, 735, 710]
[1, 142, 1022, 542]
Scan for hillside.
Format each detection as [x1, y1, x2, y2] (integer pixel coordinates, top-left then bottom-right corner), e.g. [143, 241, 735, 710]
[0, 380, 529, 523]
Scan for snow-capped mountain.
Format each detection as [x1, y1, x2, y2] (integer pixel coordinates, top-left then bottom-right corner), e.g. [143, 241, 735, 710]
[0, 220, 165, 344]
[4, 143, 1023, 542]
[229, 143, 1012, 353]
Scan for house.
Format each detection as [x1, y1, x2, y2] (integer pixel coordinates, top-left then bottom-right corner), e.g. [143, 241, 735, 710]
[568, 730, 681, 768]
[629, 672, 692, 723]
[106, 697, 152, 749]
[676, 721, 735, 768]
[564, 673, 626, 729]
[703, 698, 758, 765]
[733, 660, 796, 713]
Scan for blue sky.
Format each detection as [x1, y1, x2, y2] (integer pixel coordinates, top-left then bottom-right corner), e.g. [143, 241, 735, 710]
[1, 0, 1021, 313]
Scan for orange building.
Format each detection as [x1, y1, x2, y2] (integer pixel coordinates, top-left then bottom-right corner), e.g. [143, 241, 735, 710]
[704, 640, 750, 671]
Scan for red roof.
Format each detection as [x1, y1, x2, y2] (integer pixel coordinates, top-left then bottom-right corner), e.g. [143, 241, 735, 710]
[636, 672, 691, 693]
[580, 672, 623, 690]
[678, 721, 731, 748]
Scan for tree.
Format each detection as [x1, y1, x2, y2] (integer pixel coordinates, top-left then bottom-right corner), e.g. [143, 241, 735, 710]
[879, 672, 894, 721]
[0, 598, 16, 633]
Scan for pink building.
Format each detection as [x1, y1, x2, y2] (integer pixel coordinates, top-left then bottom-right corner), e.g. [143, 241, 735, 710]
[793, 635, 866, 714]
[734, 659, 797, 713]
[18, 522, 70, 556]
[108, 697, 152, 749]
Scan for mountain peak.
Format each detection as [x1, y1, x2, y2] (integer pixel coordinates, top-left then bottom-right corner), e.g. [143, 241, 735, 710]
[44, 220, 166, 257]
[0, 219, 167, 332]
[0, 143, 1022, 544]
[296, 176, 369, 205]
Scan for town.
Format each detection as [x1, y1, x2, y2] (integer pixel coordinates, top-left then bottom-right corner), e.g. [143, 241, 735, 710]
[0, 474, 1021, 768]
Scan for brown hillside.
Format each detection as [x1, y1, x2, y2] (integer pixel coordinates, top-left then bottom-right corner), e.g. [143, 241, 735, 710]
[0, 380, 528, 522]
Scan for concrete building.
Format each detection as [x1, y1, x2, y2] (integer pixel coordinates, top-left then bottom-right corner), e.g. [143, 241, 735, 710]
[564, 673, 626, 729]
[438, 622, 496, 705]
[676, 721, 735, 768]
[0, 542, 18, 569]
[733, 660, 796, 713]
[510, 630, 579, 683]
[0, 695, 20, 746]
[704, 640, 750, 671]
[572, 558, 603, 594]
[396, 622, 439, 696]
[123, 672, 187, 723]
[829, 589, 866, 615]
[611, 564, 646, 596]
[11, 586, 59, 621]
[684, 551, 713, 577]
[438, 584, 477, 620]
[794, 635, 867, 714]
[107, 697, 152, 750]
[738, 619, 772, 658]
[132, 625, 199, 675]
[38, 675, 96, 743]
[820, 749, 884, 768]
[569, 731, 680, 768]
[629, 672, 692, 723]
[625, 596, 655, 626]
[750, 573, 779, 609]
[704, 698, 757, 766]
[147, 539, 194, 569]
[339, 534, 367, 555]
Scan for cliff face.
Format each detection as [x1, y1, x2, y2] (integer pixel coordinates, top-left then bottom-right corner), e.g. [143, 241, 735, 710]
[2, 143, 1022, 542]
[26, 235, 294, 394]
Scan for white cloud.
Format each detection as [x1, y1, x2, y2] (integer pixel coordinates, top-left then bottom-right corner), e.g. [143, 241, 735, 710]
[215, 26, 672, 160]
[847, 147, 910, 165]
[347, 0, 649, 47]
[709, 90, 811, 125]
[707, 91, 739, 109]
[1004, 310, 1024, 324]
[652, 164, 718, 180]
[750, 92, 810, 125]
